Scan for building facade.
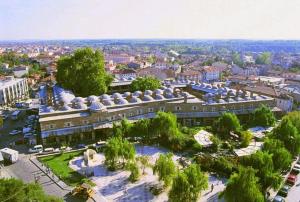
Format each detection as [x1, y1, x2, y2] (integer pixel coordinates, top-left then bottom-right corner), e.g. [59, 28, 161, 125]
[0, 76, 29, 107]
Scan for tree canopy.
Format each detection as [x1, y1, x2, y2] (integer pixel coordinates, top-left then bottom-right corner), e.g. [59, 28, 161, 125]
[153, 153, 176, 187]
[130, 76, 161, 92]
[252, 105, 276, 127]
[263, 138, 292, 171]
[241, 151, 282, 191]
[221, 166, 264, 202]
[255, 52, 271, 65]
[285, 111, 300, 132]
[232, 52, 244, 67]
[273, 117, 300, 156]
[169, 164, 208, 202]
[214, 112, 241, 137]
[56, 48, 112, 97]
[0, 178, 62, 202]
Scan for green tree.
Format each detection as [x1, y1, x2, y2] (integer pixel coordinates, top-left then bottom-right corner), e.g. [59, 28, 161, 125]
[169, 164, 208, 202]
[56, 48, 112, 97]
[252, 105, 276, 127]
[153, 153, 176, 187]
[137, 155, 151, 174]
[273, 117, 300, 156]
[240, 131, 253, 148]
[120, 139, 136, 167]
[221, 166, 264, 202]
[104, 136, 122, 170]
[241, 151, 282, 190]
[126, 161, 140, 182]
[285, 111, 300, 132]
[0, 178, 62, 202]
[214, 112, 241, 137]
[256, 52, 271, 65]
[263, 138, 292, 171]
[130, 76, 161, 92]
[132, 119, 151, 143]
[232, 52, 244, 67]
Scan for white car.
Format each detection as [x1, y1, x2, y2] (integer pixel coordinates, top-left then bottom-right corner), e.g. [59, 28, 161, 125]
[9, 130, 22, 135]
[29, 145, 43, 153]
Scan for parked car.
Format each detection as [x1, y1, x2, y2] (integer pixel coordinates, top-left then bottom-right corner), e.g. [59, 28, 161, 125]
[60, 146, 72, 151]
[93, 141, 106, 150]
[9, 130, 22, 135]
[76, 144, 87, 149]
[273, 195, 285, 202]
[286, 174, 297, 185]
[29, 145, 43, 153]
[44, 148, 54, 153]
[292, 166, 300, 173]
[278, 184, 291, 197]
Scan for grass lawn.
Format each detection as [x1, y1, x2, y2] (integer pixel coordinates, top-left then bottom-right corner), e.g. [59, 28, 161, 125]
[38, 151, 95, 187]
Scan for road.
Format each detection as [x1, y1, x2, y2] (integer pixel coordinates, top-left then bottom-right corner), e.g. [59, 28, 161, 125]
[286, 175, 300, 202]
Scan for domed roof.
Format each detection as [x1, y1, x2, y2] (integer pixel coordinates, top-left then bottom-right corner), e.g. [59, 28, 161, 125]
[160, 86, 167, 90]
[165, 93, 175, 99]
[112, 93, 122, 99]
[101, 94, 111, 100]
[154, 94, 164, 100]
[102, 99, 114, 106]
[218, 99, 226, 103]
[90, 101, 106, 112]
[123, 92, 131, 97]
[142, 95, 154, 101]
[87, 95, 99, 103]
[133, 91, 142, 97]
[115, 98, 129, 105]
[164, 88, 173, 94]
[154, 89, 163, 95]
[72, 97, 85, 103]
[144, 90, 153, 95]
[60, 104, 72, 111]
[75, 102, 88, 109]
[129, 97, 142, 103]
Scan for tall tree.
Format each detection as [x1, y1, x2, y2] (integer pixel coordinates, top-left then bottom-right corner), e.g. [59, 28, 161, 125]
[0, 178, 62, 202]
[252, 105, 276, 127]
[273, 117, 300, 156]
[56, 48, 112, 97]
[169, 164, 208, 202]
[255, 52, 271, 65]
[285, 111, 300, 132]
[153, 153, 176, 187]
[221, 166, 264, 202]
[130, 76, 161, 92]
[137, 155, 151, 175]
[214, 112, 241, 137]
[263, 138, 292, 171]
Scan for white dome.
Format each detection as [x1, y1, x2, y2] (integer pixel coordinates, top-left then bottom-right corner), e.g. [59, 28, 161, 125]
[123, 92, 131, 97]
[90, 101, 106, 112]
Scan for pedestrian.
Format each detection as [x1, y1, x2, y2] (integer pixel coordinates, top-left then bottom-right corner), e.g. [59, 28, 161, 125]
[211, 184, 214, 193]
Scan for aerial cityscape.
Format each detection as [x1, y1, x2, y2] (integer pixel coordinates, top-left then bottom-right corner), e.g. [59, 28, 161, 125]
[1, 0, 300, 202]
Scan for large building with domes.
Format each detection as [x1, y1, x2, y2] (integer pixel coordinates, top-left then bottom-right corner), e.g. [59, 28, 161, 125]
[38, 81, 278, 145]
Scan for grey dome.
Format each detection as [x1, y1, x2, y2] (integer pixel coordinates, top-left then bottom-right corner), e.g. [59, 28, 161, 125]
[87, 95, 99, 103]
[45, 106, 55, 113]
[154, 94, 164, 100]
[154, 89, 163, 95]
[112, 93, 122, 99]
[102, 99, 114, 106]
[115, 98, 129, 105]
[165, 93, 175, 99]
[123, 92, 131, 97]
[164, 88, 173, 94]
[129, 97, 142, 103]
[142, 95, 154, 101]
[144, 90, 153, 96]
[90, 101, 106, 112]
[133, 91, 142, 97]
[75, 102, 88, 109]
[72, 97, 85, 103]
[60, 104, 72, 111]
[101, 94, 111, 100]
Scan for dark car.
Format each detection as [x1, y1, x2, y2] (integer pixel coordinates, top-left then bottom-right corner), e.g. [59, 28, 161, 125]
[273, 195, 285, 202]
[278, 184, 291, 197]
[76, 144, 87, 149]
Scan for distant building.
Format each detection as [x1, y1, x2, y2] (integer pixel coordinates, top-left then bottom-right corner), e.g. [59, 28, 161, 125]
[13, 66, 29, 78]
[137, 67, 175, 80]
[177, 70, 202, 82]
[201, 66, 220, 82]
[105, 54, 134, 64]
[0, 76, 29, 107]
[112, 69, 137, 80]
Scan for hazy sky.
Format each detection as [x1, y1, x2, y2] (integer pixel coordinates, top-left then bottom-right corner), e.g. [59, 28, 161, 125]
[1, 0, 300, 40]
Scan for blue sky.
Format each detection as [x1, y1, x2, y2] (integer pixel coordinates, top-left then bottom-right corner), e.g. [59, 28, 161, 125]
[1, 0, 300, 40]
